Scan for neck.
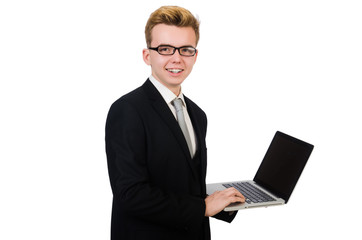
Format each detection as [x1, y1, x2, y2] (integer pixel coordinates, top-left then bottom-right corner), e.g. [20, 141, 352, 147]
[149, 74, 182, 96]
[157, 81, 181, 96]
[170, 86, 181, 96]
[154, 78, 181, 96]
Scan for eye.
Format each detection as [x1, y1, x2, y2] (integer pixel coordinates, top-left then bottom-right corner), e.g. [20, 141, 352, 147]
[158, 46, 173, 54]
[180, 47, 196, 56]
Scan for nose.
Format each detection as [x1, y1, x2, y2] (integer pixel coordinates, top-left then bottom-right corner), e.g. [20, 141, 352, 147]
[170, 49, 182, 63]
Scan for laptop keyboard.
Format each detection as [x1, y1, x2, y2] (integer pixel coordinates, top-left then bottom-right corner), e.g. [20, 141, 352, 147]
[223, 182, 276, 204]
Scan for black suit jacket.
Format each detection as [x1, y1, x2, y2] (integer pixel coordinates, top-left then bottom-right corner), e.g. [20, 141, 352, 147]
[105, 79, 235, 240]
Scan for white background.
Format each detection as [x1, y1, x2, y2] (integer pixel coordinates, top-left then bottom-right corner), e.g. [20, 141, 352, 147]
[1, 0, 361, 239]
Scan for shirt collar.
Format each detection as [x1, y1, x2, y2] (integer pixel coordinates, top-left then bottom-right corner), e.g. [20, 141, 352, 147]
[149, 75, 186, 107]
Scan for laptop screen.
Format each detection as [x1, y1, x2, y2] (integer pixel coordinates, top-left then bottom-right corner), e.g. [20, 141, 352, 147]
[253, 131, 314, 203]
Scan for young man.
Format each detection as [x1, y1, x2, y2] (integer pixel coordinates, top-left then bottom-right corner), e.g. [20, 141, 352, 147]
[105, 6, 244, 240]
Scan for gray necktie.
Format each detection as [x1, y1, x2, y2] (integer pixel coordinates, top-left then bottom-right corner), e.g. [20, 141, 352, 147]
[172, 98, 193, 157]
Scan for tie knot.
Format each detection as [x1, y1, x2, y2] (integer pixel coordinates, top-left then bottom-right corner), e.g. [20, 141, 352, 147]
[172, 98, 183, 112]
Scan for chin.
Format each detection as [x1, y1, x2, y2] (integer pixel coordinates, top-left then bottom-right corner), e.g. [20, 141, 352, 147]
[168, 78, 186, 86]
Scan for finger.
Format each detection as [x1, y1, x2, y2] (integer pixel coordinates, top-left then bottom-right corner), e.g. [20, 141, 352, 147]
[228, 189, 246, 201]
[232, 196, 245, 203]
[232, 192, 245, 201]
[225, 187, 244, 198]
[222, 187, 238, 196]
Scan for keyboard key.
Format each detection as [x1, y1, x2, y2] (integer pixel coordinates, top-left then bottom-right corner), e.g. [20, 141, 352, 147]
[223, 182, 276, 203]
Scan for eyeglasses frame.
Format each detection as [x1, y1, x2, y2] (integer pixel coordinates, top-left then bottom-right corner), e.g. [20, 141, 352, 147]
[148, 45, 197, 57]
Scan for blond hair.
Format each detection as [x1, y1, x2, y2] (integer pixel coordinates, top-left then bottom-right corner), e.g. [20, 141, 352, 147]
[145, 6, 200, 48]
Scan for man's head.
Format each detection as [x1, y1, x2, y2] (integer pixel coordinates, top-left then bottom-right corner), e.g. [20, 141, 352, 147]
[143, 6, 200, 95]
[145, 6, 200, 48]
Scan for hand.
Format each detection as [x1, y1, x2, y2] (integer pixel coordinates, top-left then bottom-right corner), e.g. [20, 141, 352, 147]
[205, 187, 245, 217]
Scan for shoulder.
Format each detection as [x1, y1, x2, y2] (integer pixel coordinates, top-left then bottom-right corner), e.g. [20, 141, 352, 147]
[111, 87, 144, 108]
[108, 81, 152, 116]
[108, 79, 160, 112]
[106, 84, 149, 129]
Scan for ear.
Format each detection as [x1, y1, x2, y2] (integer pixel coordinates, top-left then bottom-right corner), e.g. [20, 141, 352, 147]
[143, 48, 151, 65]
[193, 49, 198, 64]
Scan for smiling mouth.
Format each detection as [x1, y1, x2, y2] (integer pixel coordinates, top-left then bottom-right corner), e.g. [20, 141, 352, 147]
[166, 68, 183, 74]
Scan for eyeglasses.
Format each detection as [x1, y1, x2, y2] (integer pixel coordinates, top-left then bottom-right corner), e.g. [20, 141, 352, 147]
[148, 45, 197, 57]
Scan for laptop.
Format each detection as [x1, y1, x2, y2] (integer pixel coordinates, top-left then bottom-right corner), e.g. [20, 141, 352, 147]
[206, 131, 314, 211]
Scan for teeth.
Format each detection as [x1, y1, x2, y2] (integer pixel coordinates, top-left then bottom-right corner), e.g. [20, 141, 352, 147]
[167, 69, 183, 73]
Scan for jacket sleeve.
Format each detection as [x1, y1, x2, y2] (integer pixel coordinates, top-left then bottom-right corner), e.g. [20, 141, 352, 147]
[213, 210, 237, 223]
[105, 99, 206, 232]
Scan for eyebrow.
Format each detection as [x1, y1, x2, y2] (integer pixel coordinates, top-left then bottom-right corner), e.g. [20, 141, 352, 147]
[157, 44, 196, 48]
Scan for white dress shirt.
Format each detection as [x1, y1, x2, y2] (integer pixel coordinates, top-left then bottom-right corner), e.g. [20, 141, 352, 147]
[149, 75, 197, 157]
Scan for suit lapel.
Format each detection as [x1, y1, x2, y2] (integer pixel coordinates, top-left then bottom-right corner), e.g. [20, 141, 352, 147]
[184, 97, 202, 152]
[142, 80, 198, 178]
[184, 96, 208, 195]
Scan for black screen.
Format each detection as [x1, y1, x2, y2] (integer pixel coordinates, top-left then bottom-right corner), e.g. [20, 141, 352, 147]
[253, 131, 314, 203]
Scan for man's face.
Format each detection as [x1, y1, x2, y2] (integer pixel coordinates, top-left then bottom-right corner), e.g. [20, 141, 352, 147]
[143, 24, 198, 95]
